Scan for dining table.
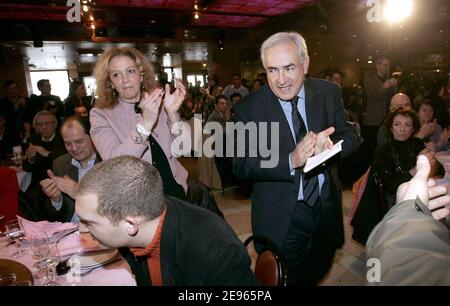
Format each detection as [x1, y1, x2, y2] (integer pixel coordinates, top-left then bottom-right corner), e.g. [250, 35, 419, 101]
[0, 232, 136, 286]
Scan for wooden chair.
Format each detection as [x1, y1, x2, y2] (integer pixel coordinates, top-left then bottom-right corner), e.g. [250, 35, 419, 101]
[244, 235, 287, 286]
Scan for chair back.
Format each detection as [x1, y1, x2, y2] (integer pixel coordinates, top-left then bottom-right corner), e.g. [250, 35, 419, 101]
[186, 180, 224, 218]
[244, 235, 287, 286]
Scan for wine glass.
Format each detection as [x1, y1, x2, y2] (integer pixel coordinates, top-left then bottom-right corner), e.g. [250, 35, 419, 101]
[5, 219, 27, 258]
[30, 233, 50, 259]
[42, 242, 61, 286]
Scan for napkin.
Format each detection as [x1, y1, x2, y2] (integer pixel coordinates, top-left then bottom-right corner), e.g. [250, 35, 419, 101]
[18, 216, 78, 242]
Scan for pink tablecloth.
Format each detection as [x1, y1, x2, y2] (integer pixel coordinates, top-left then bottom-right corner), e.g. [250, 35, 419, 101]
[0, 234, 136, 286]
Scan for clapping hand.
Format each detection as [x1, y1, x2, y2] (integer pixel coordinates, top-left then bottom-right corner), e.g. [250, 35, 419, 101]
[163, 81, 186, 115]
[46, 170, 78, 200]
[291, 132, 316, 168]
[26, 144, 49, 160]
[40, 178, 62, 202]
[139, 88, 164, 132]
[313, 127, 335, 155]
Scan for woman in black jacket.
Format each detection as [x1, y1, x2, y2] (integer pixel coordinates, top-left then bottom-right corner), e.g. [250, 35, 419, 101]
[352, 109, 435, 244]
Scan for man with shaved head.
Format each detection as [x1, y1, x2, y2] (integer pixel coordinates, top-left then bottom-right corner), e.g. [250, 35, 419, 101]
[389, 93, 412, 112]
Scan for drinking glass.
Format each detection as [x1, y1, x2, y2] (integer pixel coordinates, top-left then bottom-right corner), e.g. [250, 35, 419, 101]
[5, 219, 27, 258]
[30, 233, 50, 260]
[42, 242, 61, 286]
[30, 233, 51, 278]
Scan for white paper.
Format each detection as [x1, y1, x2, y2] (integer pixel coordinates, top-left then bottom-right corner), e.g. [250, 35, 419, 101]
[304, 140, 343, 173]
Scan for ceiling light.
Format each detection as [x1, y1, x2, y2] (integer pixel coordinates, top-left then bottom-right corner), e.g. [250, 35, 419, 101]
[83, 5, 89, 12]
[194, 12, 199, 19]
[384, 0, 413, 23]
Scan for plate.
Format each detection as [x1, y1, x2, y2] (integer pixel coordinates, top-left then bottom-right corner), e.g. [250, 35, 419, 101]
[69, 249, 119, 269]
[0, 258, 34, 285]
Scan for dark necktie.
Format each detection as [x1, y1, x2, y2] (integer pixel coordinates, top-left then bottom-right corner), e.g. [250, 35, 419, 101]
[290, 96, 319, 207]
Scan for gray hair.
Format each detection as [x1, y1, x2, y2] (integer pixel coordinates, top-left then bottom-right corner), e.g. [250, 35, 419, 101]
[32, 110, 57, 126]
[77, 155, 167, 224]
[260, 32, 309, 68]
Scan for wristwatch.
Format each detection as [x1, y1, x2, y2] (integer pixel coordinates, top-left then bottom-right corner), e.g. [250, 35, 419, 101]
[136, 123, 151, 136]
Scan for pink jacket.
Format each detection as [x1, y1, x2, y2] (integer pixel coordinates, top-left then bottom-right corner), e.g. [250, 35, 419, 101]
[90, 100, 188, 192]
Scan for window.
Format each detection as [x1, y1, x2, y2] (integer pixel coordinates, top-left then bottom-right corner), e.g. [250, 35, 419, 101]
[83, 76, 97, 96]
[186, 74, 205, 87]
[30, 70, 70, 100]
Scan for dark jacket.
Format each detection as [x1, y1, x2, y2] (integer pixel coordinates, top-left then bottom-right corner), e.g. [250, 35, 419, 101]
[120, 196, 258, 286]
[43, 153, 101, 222]
[233, 79, 359, 250]
[351, 137, 425, 244]
[22, 133, 67, 186]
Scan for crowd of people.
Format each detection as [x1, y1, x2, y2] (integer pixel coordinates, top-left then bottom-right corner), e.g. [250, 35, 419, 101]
[0, 30, 449, 286]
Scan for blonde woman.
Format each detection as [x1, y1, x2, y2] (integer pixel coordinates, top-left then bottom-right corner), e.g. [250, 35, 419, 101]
[90, 47, 188, 199]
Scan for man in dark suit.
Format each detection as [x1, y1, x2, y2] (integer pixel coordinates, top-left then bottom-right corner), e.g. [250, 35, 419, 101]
[21, 110, 66, 220]
[233, 32, 359, 285]
[76, 155, 257, 286]
[24, 79, 64, 126]
[40, 115, 99, 222]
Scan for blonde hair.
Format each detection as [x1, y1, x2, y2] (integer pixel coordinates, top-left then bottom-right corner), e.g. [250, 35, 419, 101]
[93, 47, 157, 109]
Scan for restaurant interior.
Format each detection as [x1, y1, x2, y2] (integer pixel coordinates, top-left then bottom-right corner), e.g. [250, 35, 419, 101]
[0, 0, 449, 287]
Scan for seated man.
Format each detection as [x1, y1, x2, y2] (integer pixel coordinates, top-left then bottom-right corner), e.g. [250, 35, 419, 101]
[40, 115, 99, 222]
[76, 155, 258, 286]
[23, 110, 67, 185]
[22, 110, 66, 220]
[367, 155, 450, 285]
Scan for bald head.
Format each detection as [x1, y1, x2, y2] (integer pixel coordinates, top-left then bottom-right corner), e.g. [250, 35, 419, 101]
[389, 93, 411, 112]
